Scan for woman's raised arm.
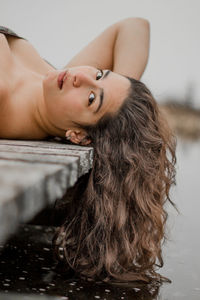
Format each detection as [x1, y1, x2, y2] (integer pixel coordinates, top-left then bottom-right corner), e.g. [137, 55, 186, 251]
[65, 17, 150, 80]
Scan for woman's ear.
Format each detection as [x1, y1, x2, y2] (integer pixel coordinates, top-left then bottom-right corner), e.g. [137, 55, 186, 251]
[65, 129, 91, 145]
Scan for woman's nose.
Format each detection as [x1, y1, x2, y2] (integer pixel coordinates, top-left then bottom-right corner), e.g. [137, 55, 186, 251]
[73, 72, 95, 87]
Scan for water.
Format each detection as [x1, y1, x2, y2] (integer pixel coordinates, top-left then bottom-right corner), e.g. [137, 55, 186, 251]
[160, 139, 200, 299]
[0, 139, 200, 300]
[0, 224, 161, 299]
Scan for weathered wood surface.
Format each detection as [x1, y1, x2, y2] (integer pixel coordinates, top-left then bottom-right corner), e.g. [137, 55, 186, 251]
[0, 139, 93, 244]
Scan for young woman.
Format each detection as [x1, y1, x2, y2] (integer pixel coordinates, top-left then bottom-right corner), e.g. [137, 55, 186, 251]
[0, 18, 176, 283]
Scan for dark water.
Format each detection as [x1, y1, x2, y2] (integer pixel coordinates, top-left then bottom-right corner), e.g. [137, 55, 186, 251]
[0, 139, 200, 300]
[0, 225, 161, 300]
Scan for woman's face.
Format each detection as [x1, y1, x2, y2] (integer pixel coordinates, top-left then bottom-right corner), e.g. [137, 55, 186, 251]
[42, 66, 130, 131]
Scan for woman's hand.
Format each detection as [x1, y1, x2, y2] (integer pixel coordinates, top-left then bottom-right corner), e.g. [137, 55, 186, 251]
[65, 17, 150, 80]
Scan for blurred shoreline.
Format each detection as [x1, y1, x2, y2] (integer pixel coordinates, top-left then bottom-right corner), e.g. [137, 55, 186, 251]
[160, 101, 200, 141]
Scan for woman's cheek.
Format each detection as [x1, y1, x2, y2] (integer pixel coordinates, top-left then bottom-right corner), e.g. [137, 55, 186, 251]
[65, 94, 84, 114]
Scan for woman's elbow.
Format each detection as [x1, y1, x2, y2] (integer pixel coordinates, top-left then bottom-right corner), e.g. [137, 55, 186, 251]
[120, 17, 150, 31]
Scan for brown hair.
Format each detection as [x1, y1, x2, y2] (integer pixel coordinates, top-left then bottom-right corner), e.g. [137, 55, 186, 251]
[53, 77, 176, 283]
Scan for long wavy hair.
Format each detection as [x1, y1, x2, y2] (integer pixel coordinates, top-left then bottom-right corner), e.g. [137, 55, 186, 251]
[53, 77, 176, 283]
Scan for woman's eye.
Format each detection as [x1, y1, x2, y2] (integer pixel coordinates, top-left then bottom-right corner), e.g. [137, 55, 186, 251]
[96, 69, 103, 80]
[88, 92, 95, 106]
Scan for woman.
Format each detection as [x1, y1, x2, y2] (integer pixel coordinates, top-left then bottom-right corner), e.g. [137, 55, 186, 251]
[0, 18, 176, 282]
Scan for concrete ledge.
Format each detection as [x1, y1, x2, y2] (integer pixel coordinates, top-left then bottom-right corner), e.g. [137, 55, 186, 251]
[0, 139, 93, 244]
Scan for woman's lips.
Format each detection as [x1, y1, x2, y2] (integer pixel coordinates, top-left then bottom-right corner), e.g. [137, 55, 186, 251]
[58, 70, 67, 89]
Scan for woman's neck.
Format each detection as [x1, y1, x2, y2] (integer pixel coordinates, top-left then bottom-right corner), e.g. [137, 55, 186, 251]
[34, 79, 67, 139]
[0, 59, 62, 140]
[13, 67, 66, 140]
[0, 34, 69, 140]
[1, 32, 68, 140]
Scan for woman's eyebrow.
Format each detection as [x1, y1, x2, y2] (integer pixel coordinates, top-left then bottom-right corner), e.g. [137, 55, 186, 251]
[103, 69, 111, 79]
[94, 89, 103, 114]
[94, 70, 111, 114]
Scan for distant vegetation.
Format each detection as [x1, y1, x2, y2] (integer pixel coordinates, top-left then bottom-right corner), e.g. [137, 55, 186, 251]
[160, 100, 200, 140]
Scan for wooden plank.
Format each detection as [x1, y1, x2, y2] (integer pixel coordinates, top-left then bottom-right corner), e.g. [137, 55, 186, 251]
[0, 159, 78, 244]
[0, 139, 93, 175]
[0, 139, 94, 244]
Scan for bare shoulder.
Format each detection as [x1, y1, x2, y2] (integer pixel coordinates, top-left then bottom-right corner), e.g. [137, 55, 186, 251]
[6, 34, 54, 74]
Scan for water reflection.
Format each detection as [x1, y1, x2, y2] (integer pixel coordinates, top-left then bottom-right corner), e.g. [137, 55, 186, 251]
[0, 225, 162, 299]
